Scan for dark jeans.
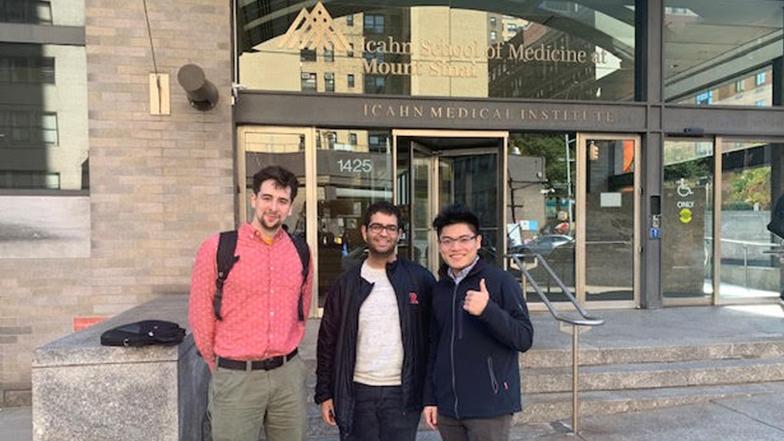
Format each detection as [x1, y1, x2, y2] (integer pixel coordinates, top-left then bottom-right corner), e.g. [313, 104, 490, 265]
[437, 413, 512, 441]
[342, 382, 421, 441]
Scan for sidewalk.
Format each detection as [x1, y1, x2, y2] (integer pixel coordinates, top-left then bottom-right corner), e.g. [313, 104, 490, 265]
[4, 390, 784, 441]
[5, 303, 783, 440]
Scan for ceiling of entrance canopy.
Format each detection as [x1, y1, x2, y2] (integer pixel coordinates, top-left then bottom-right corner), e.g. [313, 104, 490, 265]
[239, 0, 636, 62]
[662, 0, 783, 81]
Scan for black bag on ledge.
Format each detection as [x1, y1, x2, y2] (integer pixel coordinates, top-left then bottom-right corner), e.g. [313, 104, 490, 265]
[100, 320, 185, 347]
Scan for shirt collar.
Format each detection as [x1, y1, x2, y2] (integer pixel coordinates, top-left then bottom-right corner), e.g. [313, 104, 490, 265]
[241, 223, 284, 244]
[448, 256, 480, 284]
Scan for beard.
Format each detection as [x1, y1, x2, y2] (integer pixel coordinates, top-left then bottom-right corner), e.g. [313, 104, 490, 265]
[367, 239, 396, 258]
[257, 212, 282, 232]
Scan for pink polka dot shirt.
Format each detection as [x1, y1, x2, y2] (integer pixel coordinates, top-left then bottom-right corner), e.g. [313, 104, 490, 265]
[188, 223, 313, 371]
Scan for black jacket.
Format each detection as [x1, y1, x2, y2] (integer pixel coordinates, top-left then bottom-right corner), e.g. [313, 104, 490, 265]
[315, 258, 436, 434]
[424, 259, 533, 419]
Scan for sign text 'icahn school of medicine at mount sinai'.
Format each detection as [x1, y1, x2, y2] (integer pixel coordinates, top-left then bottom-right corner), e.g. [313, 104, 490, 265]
[280, 2, 609, 79]
[361, 37, 610, 78]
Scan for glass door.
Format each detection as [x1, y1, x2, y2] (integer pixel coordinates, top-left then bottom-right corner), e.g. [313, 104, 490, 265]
[439, 149, 501, 266]
[716, 137, 784, 304]
[393, 130, 508, 274]
[236, 126, 319, 315]
[662, 138, 715, 305]
[577, 133, 640, 308]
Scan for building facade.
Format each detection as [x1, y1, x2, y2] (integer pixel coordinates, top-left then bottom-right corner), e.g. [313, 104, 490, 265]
[1, 0, 783, 405]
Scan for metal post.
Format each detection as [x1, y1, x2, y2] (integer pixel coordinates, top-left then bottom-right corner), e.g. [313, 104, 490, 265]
[744, 245, 749, 289]
[564, 134, 574, 225]
[572, 325, 579, 434]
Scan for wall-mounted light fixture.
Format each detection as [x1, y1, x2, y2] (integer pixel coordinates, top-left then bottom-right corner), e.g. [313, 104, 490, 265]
[177, 64, 219, 111]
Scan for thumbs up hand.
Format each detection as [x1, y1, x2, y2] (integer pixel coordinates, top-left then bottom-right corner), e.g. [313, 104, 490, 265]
[464, 278, 489, 316]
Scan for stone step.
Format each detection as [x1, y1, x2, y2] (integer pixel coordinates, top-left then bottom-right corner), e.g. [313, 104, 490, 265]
[521, 340, 784, 368]
[518, 380, 784, 424]
[522, 356, 784, 393]
[305, 341, 784, 372]
[293, 382, 784, 437]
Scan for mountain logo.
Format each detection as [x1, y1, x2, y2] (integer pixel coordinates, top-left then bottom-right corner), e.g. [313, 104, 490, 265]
[279, 2, 350, 52]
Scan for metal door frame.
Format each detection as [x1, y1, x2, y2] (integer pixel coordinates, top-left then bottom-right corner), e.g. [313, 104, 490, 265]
[392, 130, 509, 273]
[576, 132, 641, 309]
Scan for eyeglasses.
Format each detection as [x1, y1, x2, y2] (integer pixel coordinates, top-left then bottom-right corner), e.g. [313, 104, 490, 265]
[438, 235, 477, 247]
[368, 223, 400, 234]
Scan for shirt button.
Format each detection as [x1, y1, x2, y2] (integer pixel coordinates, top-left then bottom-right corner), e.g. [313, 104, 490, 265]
[270, 311, 275, 316]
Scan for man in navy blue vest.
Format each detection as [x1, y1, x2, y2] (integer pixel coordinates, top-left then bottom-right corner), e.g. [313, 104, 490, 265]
[423, 204, 534, 441]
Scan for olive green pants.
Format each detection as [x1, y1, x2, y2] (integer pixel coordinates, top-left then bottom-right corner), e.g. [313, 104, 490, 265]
[208, 355, 307, 441]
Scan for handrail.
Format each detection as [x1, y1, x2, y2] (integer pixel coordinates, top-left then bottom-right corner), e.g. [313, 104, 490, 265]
[507, 252, 604, 435]
[508, 253, 604, 327]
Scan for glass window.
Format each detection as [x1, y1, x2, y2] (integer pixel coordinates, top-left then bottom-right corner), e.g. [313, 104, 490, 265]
[324, 44, 334, 62]
[507, 133, 576, 304]
[347, 73, 355, 88]
[349, 132, 357, 145]
[756, 71, 766, 86]
[0, 45, 86, 191]
[300, 49, 316, 62]
[301, 72, 316, 92]
[0, 109, 57, 145]
[665, 1, 783, 106]
[368, 132, 389, 153]
[364, 14, 384, 34]
[346, 14, 353, 26]
[662, 139, 714, 301]
[237, 1, 636, 100]
[324, 72, 335, 92]
[0, 42, 88, 259]
[364, 75, 385, 94]
[315, 128, 393, 306]
[695, 90, 713, 105]
[719, 139, 783, 301]
[678, 66, 773, 107]
[1, 0, 52, 24]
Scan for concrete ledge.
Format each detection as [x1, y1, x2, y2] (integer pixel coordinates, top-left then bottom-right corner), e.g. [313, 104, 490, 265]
[32, 295, 208, 441]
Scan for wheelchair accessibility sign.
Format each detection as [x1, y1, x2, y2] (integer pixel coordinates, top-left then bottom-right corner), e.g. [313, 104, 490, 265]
[676, 178, 694, 224]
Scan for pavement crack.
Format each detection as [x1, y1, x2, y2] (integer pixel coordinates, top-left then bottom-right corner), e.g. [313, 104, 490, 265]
[712, 399, 784, 433]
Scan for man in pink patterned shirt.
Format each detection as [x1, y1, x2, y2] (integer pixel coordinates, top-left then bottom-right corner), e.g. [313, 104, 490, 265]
[189, 165, 313, 441]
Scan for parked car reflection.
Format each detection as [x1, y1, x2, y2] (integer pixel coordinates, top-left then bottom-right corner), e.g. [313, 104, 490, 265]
[511, 234, 574, 256]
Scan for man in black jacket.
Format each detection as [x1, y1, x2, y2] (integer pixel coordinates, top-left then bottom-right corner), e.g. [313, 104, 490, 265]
[315, 201, 436, 441]
[423, 204, 534, 441]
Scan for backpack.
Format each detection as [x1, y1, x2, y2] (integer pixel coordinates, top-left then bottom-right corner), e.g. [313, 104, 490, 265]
[213, 229, 310, 321]
[100, 320, 186, 347]
[768, 195, 784, 239]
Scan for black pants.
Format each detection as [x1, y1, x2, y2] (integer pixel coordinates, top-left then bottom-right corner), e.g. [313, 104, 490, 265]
[342, 383, 421, 441]
[437, 413, 512, 441]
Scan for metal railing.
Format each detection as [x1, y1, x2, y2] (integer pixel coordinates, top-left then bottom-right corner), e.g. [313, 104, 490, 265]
[508, 253, 604, 434]
[705, 237, 782, 290]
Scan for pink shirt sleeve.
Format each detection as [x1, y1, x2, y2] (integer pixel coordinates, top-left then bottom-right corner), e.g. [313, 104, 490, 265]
[188, 235, 219, 371]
